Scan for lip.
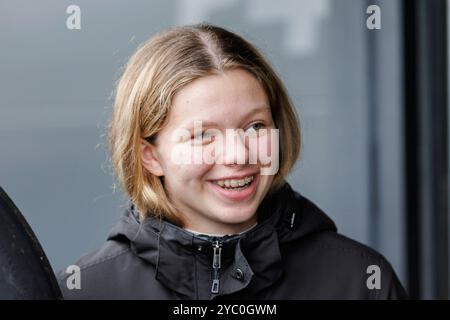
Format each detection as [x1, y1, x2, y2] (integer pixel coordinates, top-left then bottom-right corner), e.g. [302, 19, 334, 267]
[208, 173, 260, 202]
[208, 171, 260, 182]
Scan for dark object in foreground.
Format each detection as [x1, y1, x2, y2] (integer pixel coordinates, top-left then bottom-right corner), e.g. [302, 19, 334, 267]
[0, 186, 62, 299]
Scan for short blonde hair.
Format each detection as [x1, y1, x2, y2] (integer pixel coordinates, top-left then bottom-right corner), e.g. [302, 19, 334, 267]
[108, 24, 301, 226]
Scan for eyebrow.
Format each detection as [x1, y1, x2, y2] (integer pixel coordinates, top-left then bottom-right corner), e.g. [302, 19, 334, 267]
[184, 105, 271, 128]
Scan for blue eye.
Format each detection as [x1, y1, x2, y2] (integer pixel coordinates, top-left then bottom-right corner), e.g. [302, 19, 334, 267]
[246, 122, 266, 132]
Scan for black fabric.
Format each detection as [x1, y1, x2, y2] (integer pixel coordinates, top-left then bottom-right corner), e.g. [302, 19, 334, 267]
[57, 182, 408, 299]
[0, 186, 62, 299]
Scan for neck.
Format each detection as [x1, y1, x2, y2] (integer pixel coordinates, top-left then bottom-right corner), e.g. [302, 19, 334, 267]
[183, 221, 258, 237]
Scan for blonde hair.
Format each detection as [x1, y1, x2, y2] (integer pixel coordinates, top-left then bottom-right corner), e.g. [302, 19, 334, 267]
[108, 24, 301, 226]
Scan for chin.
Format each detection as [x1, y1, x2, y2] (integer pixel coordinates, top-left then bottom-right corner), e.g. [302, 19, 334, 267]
[215, 207, 257, 224]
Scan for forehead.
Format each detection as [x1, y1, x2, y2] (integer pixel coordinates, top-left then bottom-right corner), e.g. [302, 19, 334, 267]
[167, 68, 270, 127]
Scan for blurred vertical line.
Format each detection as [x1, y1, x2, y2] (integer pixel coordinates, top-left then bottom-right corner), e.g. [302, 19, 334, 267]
[366, 0, 380, 250]
[402, 0, 422, 299]
[448, 0, 450, 299]
[431, 0, 449, 301]
[365, 0, 406, 286]
[402, 0, 449, 299]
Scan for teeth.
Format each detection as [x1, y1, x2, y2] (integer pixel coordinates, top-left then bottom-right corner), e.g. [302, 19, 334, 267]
[214, 175, 254, 188]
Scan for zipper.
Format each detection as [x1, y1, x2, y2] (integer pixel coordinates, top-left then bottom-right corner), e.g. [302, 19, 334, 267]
[210, 239, 222, 294]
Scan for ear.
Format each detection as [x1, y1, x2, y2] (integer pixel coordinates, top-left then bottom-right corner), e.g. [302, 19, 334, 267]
[140, 139, 164, 177]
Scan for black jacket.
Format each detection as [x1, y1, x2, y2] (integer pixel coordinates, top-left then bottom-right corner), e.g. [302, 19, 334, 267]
[58, 183, 408, 299]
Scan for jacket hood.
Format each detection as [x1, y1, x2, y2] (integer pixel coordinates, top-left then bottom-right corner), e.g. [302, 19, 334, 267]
[107, 182, 337, 299]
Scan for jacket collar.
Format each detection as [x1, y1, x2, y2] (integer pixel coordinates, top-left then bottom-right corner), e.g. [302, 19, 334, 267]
[108, 182, 337, 299]
[132, 186, 288, 299]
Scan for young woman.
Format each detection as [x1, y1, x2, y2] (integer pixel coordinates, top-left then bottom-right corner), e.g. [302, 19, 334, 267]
[58, 24, 408, 300]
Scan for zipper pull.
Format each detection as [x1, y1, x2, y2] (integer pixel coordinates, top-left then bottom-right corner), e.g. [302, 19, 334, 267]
[211, 240, 222, 294]
[213, 240, 222, 269]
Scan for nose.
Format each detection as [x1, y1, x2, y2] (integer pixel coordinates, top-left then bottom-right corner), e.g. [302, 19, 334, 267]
[220, 129, 249, 165]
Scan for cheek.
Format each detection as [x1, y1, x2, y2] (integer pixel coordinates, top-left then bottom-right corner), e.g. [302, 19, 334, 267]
[168, 143, 214, 166]
[160, 143, 214, 187]
[168, 164, 213, 187]
[247, 131, 277, 164]
[166, 143, 192, 166]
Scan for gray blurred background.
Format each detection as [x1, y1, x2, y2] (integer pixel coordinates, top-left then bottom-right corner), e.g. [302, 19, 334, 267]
[0, 0, 420, 297]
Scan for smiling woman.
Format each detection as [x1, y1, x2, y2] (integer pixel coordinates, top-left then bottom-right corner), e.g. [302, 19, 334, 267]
[57, 24, 408, 300]
[140, 68, 278, 235]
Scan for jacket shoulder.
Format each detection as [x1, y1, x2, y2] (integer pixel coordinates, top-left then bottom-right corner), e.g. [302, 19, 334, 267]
[56, 240, 133, 299]
[56, 239, 174, 299]
[312, 231, 387, 261]
[74, 240, 131, 269]
[282, 230, 408, 299]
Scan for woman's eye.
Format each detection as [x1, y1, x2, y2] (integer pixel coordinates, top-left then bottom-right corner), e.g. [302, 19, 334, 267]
[192, 131, 214, 144]
[246, 122, 266, 132]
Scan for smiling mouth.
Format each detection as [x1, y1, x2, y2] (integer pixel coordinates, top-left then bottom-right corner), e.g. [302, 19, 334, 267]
[211, 175, 255, 191]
